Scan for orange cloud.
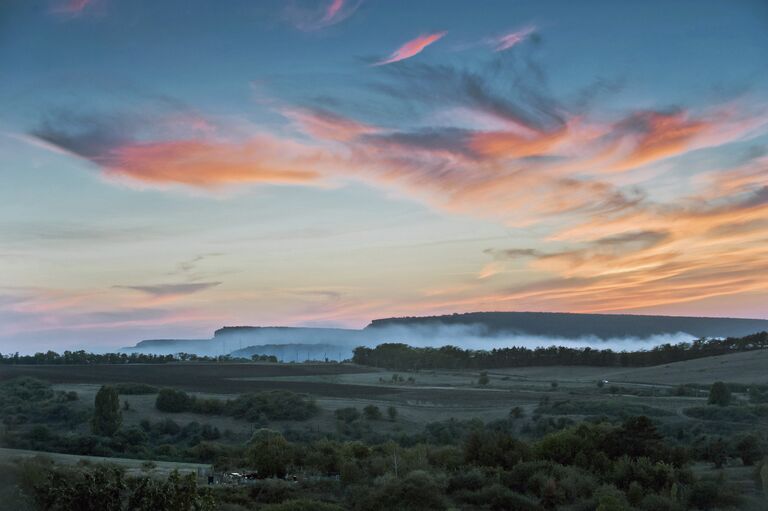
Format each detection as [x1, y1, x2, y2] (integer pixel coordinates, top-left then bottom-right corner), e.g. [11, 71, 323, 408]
[374, 32, 447, 66]
[470, 125, 568, 159]
[606, 111, 709, 172]
[102, 136, 326, 188]
[282, 107, 378, 142]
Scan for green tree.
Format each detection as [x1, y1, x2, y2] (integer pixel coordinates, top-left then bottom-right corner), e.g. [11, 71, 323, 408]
[594, 484, 631, 511]
[363, 405, 382, 420]
[735, 435, 762, 466]
[708, 381, 731, 407]
[248, 429, 292, 478]
[92, 385, 122, 436]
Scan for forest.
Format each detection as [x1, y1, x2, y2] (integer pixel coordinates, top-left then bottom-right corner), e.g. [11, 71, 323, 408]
[351, 332, 768, 370]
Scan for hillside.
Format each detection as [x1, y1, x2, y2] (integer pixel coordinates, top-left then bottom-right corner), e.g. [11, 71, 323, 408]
[604, 348, 768, 385]
[367, 311, 768, 339]
[122, 311, 768, 356]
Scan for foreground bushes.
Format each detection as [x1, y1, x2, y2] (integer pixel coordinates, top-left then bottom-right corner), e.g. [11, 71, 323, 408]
[12, 458, 214, 511]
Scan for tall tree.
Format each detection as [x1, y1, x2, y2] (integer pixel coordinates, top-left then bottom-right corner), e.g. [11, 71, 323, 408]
[248, 429, 291, 478]
[92, 385, 122, 436]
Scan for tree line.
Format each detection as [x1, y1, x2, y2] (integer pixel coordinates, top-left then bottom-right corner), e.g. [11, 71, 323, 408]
[0, 350, 278, 365]
[352, 331, 768, 370]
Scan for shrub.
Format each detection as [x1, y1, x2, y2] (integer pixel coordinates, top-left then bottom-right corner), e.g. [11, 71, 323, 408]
[227, 391, 317, 421]
[334, 407, 361, 423]
[684, 405, 768, 423]
[363, 405, 382, 420]
[708, 381, 731, 407]
[260, 500, 344, 511]
[348, 470, 447, 511]
[155, 389, 192, 413]
[113, 383, 158, 395]
[735, 434, 762, 466]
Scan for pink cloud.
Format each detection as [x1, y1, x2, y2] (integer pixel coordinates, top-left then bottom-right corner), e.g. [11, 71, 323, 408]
[51, 0, 92, 15]
[492, 25, 536, 51]
[287, 0, 360, 31]
[374, 31, 447, 66]
[322, 0, 345, 22]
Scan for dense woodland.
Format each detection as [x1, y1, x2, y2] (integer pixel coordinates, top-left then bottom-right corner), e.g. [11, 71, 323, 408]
[352, 332, 768, 370]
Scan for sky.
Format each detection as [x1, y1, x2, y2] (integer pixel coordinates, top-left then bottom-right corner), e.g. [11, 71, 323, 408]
[1, 0, 768, 353]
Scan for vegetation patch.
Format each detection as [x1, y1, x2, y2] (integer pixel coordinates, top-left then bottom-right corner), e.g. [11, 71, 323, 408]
[684, 404, 768, 423]
[536, 399, 674, 418]
[155, 388, 318, 422]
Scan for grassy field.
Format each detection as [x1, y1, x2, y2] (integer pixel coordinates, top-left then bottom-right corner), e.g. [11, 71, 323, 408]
[2, 348, 766, 439]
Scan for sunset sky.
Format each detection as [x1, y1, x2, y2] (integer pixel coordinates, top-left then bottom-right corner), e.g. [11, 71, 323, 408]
[2, 0, 768, 352]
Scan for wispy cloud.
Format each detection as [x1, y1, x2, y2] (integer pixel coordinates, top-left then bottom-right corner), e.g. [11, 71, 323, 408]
[373, 32, 447, 66]
[28, 110, 328, 188]
[115, 282, 221, 297]
[490, 25, 536, 51]
[51, 0, 93, 16]
[286, 0, 361, 31]
[22, 55, 768, 316]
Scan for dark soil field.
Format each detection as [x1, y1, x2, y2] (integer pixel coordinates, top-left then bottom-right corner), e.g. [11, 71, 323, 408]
[0, 363, 398, 399]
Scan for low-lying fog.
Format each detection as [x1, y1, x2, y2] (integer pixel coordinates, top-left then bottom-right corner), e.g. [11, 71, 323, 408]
[123, 323, 700, 361]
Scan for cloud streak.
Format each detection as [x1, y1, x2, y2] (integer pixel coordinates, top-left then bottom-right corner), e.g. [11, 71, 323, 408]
[286, 0, 361, 31]
[491, 25, 536, 51]
[115, 282, 222, 297]
[373, 32, 447, 66]
[50, 0, 93, 16]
